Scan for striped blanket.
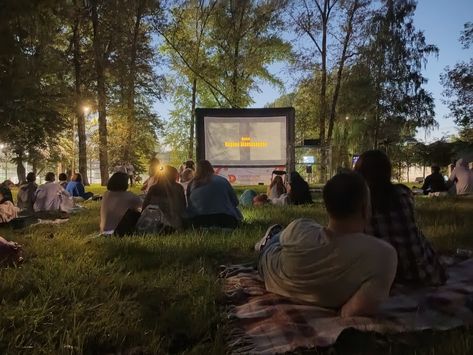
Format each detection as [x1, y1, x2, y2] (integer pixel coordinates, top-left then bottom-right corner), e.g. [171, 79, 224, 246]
[222, 258, 473, 354]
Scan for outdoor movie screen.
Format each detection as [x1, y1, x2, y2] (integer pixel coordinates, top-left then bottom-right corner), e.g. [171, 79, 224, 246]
[203, 115, 287, 166]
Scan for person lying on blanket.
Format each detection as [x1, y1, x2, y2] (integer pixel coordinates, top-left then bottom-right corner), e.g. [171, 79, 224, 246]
[257, 172, 398, 317]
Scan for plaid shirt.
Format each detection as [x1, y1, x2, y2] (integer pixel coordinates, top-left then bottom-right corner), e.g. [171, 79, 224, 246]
[366, 185, 447, 286]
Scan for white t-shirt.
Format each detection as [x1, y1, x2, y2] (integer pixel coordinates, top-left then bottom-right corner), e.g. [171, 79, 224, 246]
[260, 218, 397, 308]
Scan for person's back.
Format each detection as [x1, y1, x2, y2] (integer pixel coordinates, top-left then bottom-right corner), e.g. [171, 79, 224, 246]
[18, 182, 38, 212]
[355, 150, 446, 286]
[422, 166, 447, 194]
[260, 219, 396, 309]
[100, 172, 142, 233]
[258, 173, 397, 316]
[187, 174, 242, 222]
[34, 173, 71, 212]
[143, 181, 186, 230]
[288, 172, 312, 205]
[0, 182, 13, 204]
[449, 159, 473, 195]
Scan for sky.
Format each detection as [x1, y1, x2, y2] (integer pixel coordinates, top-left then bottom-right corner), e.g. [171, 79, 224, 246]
[155, 0, 473, 143]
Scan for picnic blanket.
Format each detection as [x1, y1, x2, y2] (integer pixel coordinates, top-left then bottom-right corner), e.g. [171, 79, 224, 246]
[222, 258, 473, 354]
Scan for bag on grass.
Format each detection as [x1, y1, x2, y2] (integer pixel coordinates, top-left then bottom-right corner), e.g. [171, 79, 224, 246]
[135, 204, 174, 235]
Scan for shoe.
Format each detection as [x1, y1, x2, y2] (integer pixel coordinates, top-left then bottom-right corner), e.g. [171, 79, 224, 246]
[254, 224, 284, 252]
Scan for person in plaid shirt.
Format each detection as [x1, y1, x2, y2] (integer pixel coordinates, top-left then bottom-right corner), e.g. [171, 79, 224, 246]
[355, 150, 447, 286]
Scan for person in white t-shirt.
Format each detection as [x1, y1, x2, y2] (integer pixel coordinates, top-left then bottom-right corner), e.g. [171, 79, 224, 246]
[257, 172, 397, 317]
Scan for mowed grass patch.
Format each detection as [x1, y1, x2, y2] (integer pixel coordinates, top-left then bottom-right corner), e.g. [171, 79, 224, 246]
[0, 185, 472, 354]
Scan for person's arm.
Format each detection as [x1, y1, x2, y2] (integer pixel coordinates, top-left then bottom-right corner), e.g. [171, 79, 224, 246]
[226, 180, 239, 207]
[421, 175, 430, 193]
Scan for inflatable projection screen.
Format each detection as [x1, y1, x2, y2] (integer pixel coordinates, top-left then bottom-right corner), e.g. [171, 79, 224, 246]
[195, 108, 295, 185]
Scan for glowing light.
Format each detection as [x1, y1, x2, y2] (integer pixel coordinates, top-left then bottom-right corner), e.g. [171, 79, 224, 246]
[83, 106, 91, 114]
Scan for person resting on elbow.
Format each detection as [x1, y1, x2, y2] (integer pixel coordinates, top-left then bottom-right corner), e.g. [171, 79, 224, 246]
[256, 172, 397, 317]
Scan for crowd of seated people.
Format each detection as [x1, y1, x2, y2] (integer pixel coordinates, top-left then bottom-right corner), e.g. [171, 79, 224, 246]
[2, 150, 463, 318]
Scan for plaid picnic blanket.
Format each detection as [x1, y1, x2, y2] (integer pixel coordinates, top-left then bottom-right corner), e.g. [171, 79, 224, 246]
[222, 258, 473, 354]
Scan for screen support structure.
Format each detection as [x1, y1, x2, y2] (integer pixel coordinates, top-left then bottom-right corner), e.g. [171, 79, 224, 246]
[195, 108, 295, 182]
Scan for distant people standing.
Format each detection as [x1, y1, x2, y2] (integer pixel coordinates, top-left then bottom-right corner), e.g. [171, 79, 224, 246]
[421, 165, 447, 195]
[17, 172, 38, 212]
[124, 162, 135, 187]
[448, 158, 473, 196]
[187, 160, 242, 229]
[66, 173, 93, 200]
[58, 173, 68, 189]
[355, 150, 446, 286]
[288, 172, 312, 205]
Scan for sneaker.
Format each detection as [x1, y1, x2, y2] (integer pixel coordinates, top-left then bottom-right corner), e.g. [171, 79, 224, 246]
[254, 224, 284, 252]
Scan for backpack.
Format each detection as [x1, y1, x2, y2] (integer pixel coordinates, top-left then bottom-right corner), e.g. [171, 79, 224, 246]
[135, 204, 174, 235]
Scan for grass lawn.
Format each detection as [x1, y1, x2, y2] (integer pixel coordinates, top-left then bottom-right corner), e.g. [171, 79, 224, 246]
[1, 185, 473, 354]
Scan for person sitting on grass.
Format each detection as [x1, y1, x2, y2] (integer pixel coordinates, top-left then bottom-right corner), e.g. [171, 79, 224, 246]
[100, 172, 142, 234]
[421, 165, 447, 195]
[179, 168, 194, 195]
[354, 150, 447, 286]
[140, 165, 187, 232]
[448, 158, 473, 196]
[58, 173, 68, 189]
[33, 172, 73, 214]
[187, 160, 242, 229]
[17, 172, 38, 212]
[0, 189, 19, 224]
[257, 172, 397, 317]
[0, 180, 14, 205]
[142, 157, 160, 194]
[267, 175, 286, 200]
[287, 171, 312, 205]
[66, 173, 93, 200]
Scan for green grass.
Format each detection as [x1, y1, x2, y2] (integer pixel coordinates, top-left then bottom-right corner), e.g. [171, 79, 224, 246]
[1, 185, 473, 354]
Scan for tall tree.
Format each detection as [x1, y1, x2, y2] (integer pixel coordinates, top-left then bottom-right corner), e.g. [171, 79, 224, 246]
[292, 0, 369, 181]
[0, 0, 69, 182]
[160, 0, 217, 159]
[364, 0, 437, 148]
[441, 22, 473, 136]
[88, 0, 110, 185]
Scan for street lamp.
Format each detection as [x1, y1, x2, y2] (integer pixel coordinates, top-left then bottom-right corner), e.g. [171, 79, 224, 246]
[83, 106, 90, 115]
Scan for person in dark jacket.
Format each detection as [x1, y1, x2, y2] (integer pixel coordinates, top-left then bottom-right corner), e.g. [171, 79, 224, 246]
[421, 165, 447, 195]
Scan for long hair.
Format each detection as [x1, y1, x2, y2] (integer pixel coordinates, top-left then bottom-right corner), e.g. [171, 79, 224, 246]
[354, 150, 397, 213]
[72, 173, 82, 183]
[192, 160, 214, 188]
[269, 175, 286, 196]
[289, 171, 312, 204]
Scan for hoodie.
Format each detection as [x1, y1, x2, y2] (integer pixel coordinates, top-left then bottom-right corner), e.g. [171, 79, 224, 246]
[449, 158, 473, 195]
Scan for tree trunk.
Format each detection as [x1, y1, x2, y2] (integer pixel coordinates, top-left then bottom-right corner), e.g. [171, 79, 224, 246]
[189, 77, 197, 159]
[326, 0, 359, 146]
[72, 7, 89, 185]
[124, 1, 144, 163]
[91, 0, 109, 185]
[16, 153, 26, 183]
[318, 2, 328, 182]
